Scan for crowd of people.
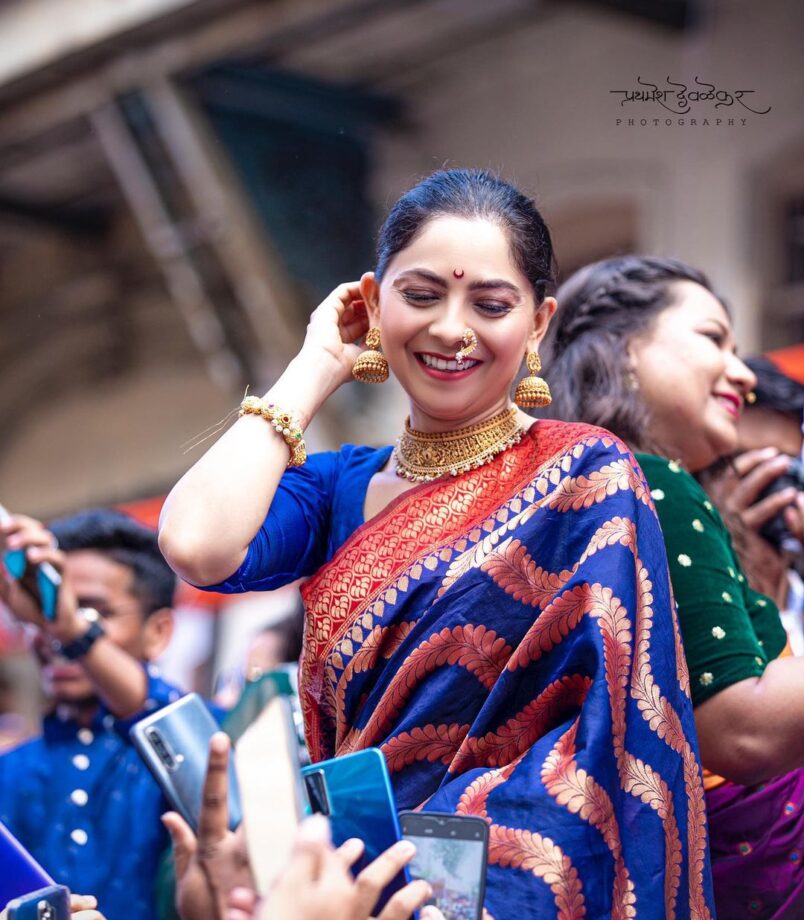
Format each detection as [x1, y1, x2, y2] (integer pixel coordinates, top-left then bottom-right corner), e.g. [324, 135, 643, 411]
[1, 169, 802, 919]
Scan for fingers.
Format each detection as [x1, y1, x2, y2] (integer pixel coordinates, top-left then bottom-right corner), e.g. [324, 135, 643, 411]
[729, 453, 792, 514]
[24, 544, 66, 571]
[335, 836, 365, 870]
[72, 911, 106, 920]
[226, 886, 258, 920]
[330, 281, 364, 312]
[420, 908, 447, 920]
[732, 447, 780, 477]
[351, 840, 418, 918]
[783, 494, 804, 542]
[375, 878, 434, 920]
[197, 732, 232, 853]
[741, 485, 799, 531]
[279, 814, 332, 888]
[1, 514, 56, 552]
[70, 894, 98, 913]
[162, 811, 197, 879]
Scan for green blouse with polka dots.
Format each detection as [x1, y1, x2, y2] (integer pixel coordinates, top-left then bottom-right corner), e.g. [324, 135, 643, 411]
[636, 453, 788, 707]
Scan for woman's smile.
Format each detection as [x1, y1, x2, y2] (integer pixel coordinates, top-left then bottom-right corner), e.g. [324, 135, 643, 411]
[415, 350, 482, 379]
[713, 389, 743, 420]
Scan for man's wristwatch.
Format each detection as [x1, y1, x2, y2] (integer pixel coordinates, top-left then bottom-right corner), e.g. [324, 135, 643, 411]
[58, 607, 105, 660]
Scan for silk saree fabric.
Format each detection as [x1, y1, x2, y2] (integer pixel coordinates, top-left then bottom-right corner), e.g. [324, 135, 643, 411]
[300, 421, 715, 919]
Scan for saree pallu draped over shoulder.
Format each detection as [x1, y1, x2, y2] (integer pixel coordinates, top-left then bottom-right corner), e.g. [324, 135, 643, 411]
[300, 421, 715, 920]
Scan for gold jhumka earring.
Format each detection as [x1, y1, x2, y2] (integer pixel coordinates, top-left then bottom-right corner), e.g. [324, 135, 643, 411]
[514, 352, 552, 408]
[352, 327, 389, 383]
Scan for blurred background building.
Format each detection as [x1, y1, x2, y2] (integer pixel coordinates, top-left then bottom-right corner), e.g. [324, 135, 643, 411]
[0, 0, 801, 712]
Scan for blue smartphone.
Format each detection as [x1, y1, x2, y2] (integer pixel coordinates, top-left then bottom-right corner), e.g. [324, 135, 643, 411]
[400, 811, 489, 920]
[130, 693, 242, 833]
[0, 504, 61, 622]
[0, 821, 54, 908]
[301, 748, 410, 914]
[6, 885, 70, 920]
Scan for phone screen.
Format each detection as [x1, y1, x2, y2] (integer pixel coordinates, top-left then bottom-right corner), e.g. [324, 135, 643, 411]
[404, 830, 486, 920]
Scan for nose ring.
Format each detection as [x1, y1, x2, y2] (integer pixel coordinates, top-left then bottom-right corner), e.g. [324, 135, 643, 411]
[455, 328, 478, 365]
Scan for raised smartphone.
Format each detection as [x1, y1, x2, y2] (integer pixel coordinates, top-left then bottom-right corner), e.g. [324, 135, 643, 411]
[0, 503, 61, 621]
[400, 811, 488, 920]
[301, 748, 409, 914]
[0, 821, 54, 908]
[130, 692, 242, 833]
[6, 885, 70, 920]
[236, 694, 309, 895]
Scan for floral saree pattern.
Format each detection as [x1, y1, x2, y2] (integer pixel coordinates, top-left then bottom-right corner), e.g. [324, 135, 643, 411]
[299, 421, 715, 919]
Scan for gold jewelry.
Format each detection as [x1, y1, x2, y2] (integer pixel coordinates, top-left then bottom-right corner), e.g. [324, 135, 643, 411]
[455, 328, 478, 365]
[352, 327, 389, 383]
[746, 391, 757, 404]
[393, 407, 524, 482]
[239, 396, 307, 467]
[514, 352, 552, 408]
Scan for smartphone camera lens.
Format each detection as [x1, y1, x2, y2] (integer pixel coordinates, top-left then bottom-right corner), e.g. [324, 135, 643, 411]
[146, 727, 176, 771]
[303, 770, 330, 816]
[38, 902, 55, 920]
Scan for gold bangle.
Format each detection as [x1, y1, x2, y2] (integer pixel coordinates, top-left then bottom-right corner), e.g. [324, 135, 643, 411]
[239, 396, 307, 467]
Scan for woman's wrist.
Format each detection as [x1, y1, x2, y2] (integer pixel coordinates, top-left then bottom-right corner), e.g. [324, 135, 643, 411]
[263, 350, 342, 430]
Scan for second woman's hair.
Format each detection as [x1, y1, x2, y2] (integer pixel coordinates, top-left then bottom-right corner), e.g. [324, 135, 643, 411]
[544, 255, 719, 452]
[375, 168, 556, 302]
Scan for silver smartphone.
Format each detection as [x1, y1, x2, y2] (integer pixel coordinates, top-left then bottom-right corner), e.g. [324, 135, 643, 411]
[130, 692, 242, 832]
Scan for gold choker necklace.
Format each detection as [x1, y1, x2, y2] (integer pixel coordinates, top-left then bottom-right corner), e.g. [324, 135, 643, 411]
[393, 407, 524, 482]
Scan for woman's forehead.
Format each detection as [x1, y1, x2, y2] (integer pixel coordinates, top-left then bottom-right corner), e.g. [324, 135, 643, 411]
[385, 214, 523, 280]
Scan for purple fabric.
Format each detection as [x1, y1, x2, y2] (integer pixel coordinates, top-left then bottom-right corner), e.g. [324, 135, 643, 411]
[706, 768, 804, 918]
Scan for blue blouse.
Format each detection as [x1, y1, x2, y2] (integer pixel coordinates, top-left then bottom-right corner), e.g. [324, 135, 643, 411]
[206, 444, 392, 594]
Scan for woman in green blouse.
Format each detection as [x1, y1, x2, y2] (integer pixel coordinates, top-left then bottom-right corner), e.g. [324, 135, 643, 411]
[545, 255, 804, 919]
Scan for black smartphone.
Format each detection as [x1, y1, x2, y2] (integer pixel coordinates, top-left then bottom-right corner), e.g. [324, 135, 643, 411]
[0, 503, 61, 621]
[130, 693, 242, 832]
[400, 811, 489, 920]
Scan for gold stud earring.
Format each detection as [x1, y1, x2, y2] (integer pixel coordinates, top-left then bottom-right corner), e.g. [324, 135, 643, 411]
[352, 327, 389, 383]
[746, 391, 757, 404]
[514, 352, 552, 408]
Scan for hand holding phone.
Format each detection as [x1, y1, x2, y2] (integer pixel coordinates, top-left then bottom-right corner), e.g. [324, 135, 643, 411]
[230, 814, 440, 920]
[0, 504, 62, 622]
[301, 748, 411, 915]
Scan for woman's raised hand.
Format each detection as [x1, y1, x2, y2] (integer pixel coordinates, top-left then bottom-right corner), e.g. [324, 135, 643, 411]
[226, 814, 444, 920]
[298, 280, 371, 390]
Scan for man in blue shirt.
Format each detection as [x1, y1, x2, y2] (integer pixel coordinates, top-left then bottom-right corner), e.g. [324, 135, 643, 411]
[0, 509, 184, 920]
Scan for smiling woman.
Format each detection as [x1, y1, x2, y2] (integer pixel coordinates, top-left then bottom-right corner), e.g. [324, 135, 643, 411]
[545, 255, 804, 919]
[158, 171, 715, 918]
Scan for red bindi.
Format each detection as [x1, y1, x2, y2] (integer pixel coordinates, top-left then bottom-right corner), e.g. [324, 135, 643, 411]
[453, 268, 464, 278]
